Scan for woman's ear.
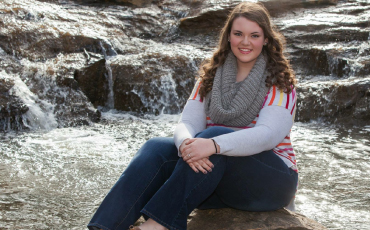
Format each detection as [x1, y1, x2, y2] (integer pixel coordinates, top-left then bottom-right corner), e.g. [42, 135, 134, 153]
[264, 38, 268, 45]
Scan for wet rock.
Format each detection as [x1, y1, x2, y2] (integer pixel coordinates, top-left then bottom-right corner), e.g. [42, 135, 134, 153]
[0, 51, 23, 80]
[178, 0, 340, 35]
[114, 5, 178, 41]
[0, 3, 112, 60]
[178, 4, 235, 35]
[357, 59, 370, 76]
[109, 46, 204, 114]
[292, 49, 331, 76]
[1, 0, 370, 129]
[286, 28, 370, 44]
[115, 0, 153, 7]
[10, 53, 102, 130]
[54, 101, 101, 127]
[0, 74, 29, 131]
[74, 59, 109, 108]
[0, 0, 180, 60]
[290, 48, 351, 78]
[296, 78, 370, 125]
[62, 0, 154, 7]
[187, 208, 327, 230]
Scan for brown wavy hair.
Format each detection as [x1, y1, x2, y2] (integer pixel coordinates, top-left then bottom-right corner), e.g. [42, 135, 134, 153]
[198, 2, 296, 99]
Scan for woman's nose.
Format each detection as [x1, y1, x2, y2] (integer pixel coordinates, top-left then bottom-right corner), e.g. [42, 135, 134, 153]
[241, 36, 250, 45]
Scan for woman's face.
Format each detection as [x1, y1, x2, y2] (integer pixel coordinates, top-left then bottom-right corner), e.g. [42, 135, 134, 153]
[228, 17, 267, 69]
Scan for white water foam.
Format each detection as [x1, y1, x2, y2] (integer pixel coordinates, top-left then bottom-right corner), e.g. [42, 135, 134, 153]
[7, 72, 58, 130]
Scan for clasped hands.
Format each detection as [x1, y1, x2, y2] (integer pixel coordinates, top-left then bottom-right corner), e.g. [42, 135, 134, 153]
[179, 138, 218, 174]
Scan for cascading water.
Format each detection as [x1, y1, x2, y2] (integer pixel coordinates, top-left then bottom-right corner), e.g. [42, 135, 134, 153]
[158, 73, 181, 114]
[100, 41, 117, 110]
[0, 70, 58, 131]
[10, 75, 58, 130]
[105, 60, 115, 109]
[130, 72, 183, 114]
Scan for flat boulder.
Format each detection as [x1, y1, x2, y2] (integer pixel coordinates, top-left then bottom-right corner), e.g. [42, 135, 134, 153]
[187, 208, 327, 230]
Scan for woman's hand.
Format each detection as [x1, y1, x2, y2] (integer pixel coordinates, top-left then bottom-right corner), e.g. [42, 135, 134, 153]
[181, 138, 218, 163]
[179, 138, 190, 155]
[187, 157, 214, 174]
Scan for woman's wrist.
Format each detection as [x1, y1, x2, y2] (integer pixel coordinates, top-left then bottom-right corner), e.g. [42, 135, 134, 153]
[211, 139, 218, 153]
[211, 139, 220, 154]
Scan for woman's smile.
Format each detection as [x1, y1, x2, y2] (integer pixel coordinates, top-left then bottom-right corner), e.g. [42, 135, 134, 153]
[239, 48, 252, 54]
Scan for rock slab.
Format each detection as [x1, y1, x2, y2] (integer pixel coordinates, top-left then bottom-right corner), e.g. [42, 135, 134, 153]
[187, 208, 327, 230]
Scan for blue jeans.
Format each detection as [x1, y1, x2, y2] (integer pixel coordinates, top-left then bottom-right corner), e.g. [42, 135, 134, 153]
[88, 127, 298, 230]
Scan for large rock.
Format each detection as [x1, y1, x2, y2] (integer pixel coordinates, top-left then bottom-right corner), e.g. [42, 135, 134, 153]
[187, 208, 327, 230]
[290, 48, 350, 78]
[179, 0, 339, 34]
[108, 43, 206, 114]
[296, 78, 370, 125]
[74, 59, 109, 108]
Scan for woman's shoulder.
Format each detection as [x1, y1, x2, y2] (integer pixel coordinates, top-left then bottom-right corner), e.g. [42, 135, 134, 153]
[262, 85, 297, 111]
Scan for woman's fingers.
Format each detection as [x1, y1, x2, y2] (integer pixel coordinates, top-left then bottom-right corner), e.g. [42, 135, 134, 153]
[198, 158, 213, 173]
[187, 158, 214, 174]
[188, 163, 199, 173]
[192, 161, 208, 174]
[185, 154, 201, 163]
[201, 158, 214, 171]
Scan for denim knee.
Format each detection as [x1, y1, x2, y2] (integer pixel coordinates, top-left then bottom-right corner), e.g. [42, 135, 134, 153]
[195, 126, 235, 138]
[134, 137, 178, 159]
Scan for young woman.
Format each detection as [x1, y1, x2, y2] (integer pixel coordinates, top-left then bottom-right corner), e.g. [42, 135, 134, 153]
[88, 2, 298, 230]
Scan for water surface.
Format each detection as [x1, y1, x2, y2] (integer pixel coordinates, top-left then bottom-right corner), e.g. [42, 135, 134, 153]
[0, 112, 369, 229]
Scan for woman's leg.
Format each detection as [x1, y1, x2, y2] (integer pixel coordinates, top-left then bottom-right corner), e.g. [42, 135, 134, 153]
[140, 127, 234, 230]
[88, 137, 179, 230]
[214, 150, 298, 211]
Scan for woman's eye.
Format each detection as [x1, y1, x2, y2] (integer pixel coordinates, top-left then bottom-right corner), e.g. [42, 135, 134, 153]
[252, 35, 260, 38]
[234, 33, 242, 36]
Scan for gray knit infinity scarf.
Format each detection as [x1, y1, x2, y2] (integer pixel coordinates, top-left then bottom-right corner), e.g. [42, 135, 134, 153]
[204, 52, 269, 127]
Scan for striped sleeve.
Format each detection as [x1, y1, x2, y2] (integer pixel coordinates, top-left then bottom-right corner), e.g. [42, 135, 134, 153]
[188, 78, 202, 102]
[262, 85, 297, 118]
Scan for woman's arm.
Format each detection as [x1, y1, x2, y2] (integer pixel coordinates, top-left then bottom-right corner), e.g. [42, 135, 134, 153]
[212, 105, 293, 156]
[173, 99, 207, 156]
[174, 99, 215, 174]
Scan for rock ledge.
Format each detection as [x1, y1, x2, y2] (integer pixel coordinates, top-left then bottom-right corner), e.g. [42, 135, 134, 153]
[187, 208, 327, 230]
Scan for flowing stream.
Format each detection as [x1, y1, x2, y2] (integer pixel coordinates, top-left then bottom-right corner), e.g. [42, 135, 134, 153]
[1, 112, 369, 230]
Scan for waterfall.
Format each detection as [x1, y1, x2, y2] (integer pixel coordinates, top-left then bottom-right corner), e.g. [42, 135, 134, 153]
[100, 41, 116, 110]
[158, 73, 180, 114]
[7, 73, 58, 130]
[105, 60, 115, 109]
